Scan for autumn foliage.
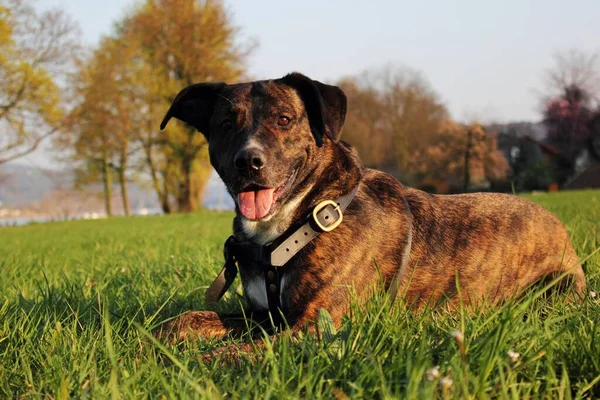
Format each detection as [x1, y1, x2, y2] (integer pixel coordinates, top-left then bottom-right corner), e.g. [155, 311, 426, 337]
[339, 66, 509, 193]
[408, 121, 510, 192]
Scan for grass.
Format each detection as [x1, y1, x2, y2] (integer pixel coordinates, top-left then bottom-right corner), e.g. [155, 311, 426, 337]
[0, 190, 599, 399]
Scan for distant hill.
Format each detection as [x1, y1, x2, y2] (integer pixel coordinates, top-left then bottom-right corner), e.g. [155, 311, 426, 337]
[0, 164, 72, 206]
[0, 163, 233, 210]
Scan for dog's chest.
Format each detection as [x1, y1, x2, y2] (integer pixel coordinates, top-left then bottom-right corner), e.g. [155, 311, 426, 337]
[241, 271, 288, 311]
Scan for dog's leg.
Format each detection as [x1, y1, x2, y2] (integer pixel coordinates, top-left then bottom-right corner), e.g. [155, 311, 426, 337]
[155, 311, 288, 366]
[200, 338, 272, 366]
[155, 310, 269, 343]
[200, 316, 326, 365]
[155, 308, 322, 362]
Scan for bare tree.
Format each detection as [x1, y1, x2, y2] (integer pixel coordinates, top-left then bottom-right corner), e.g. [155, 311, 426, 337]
[540, 49, 600, 177]
[544, 49, 600, 106]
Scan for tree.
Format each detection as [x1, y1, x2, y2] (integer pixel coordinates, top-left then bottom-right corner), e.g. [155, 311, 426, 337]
[340, 66, 509, 193]
[62, 38, 139, 217]
[121, 43, 175, 214]
[544, 49, 599, 105]
[544, 85, 596, 161]
[118, 0, 250, 213]
[0, 0, 79, 165]
[339, 66, 448, 178]
[542, 50, 600, 176]
[338, 77, 390, 168]
[407, 122, 509, 192]
[63, 50, 116, 217]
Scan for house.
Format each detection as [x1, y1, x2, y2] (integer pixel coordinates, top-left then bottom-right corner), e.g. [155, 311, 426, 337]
[567, 163, 600, 189]
[490, 122, 600, 191]
[564, 133, 600, 189]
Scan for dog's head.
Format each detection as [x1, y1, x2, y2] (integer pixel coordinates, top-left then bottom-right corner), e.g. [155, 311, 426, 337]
[161, 73, 347, 221]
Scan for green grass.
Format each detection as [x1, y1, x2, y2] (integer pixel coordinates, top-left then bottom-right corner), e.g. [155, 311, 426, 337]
[1, 190, 599, 399]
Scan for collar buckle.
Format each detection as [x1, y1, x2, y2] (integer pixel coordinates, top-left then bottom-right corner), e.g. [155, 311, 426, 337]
[312, 200, 343, 232]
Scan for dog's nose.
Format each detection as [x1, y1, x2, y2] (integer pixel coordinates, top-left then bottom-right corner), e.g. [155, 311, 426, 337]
[234, 148, 266, 171]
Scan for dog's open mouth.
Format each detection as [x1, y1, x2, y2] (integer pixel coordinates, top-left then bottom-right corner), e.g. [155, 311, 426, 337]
[237, 168, 298, 220]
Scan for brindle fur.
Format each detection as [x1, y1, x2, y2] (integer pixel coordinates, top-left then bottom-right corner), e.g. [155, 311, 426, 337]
[157, 73, 586, 344]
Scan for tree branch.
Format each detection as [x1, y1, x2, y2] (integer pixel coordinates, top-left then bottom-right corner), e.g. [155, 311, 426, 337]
[0, 127, 56, 165]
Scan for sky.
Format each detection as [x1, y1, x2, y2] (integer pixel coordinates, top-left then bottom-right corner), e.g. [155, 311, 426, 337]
[20, 0, 600, 168]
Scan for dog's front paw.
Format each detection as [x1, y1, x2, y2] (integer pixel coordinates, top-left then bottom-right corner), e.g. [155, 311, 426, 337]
[152, 315, 184, 344]
[153, 311, 238, 344]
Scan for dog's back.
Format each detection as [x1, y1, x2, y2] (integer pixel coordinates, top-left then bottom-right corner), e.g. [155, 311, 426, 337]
[396, 187, 586, 305]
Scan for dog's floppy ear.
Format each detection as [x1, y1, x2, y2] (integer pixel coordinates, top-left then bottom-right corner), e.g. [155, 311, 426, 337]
[280, 72, 347, 147]
[160, 82, 226, 137]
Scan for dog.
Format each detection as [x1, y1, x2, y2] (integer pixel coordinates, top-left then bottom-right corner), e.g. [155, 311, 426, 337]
[157, 72, 586, 343]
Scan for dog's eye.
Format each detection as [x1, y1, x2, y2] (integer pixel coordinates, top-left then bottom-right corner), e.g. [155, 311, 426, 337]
[277, 116, 290, 126]
[221, 120, 233, 130]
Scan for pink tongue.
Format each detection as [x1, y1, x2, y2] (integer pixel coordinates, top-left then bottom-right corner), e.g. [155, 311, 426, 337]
[237, 188, 275, 220]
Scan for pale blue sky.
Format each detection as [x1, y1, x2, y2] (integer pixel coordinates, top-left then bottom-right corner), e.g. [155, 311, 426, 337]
[22, 0, 600, 167]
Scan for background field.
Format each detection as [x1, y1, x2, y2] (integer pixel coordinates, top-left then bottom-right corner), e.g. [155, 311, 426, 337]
[1, 190, 599, 399]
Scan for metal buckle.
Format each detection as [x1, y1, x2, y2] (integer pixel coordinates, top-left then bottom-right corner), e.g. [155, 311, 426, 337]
[312, 200, 343, 232]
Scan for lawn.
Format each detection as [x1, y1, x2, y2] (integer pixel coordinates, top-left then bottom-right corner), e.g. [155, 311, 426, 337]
[1, 190, 599, 398]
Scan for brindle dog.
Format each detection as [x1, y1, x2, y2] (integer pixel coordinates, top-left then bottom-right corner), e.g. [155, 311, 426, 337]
[158, 73, 586, 343]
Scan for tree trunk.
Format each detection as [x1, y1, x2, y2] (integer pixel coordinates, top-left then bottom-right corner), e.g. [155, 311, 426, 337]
[160, 167, 172, 214]
[463, 128, 473, 192]
[148, 150, 170, 214]
[177, 155, 194, 213]
[176, 129, 208, 213]
[140, 139, 172, 214]
[120, 174, 130, 216]
[102, 152, 112, 217]
[160, 192, 171, 214]
[118, 146, 131, 217]
[119, 171, 130, 217]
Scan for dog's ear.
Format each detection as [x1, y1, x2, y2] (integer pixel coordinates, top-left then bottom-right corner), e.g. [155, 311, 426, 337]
[160, 82, 226, 137]
[280, 72, 347, 147]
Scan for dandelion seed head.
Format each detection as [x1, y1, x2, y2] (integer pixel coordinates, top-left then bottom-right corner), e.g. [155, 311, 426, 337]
[425, 366, 440, 381]
[507, 350, 520, 363]
[439, 376, 453, 389]
[451, 330, 464, 343]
